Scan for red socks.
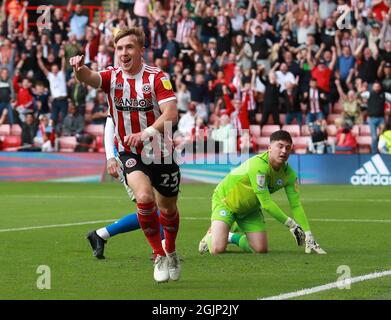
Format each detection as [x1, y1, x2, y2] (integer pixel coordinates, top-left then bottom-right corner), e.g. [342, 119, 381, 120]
[137, 202, 165, 257]
[159, 210, 179, 254]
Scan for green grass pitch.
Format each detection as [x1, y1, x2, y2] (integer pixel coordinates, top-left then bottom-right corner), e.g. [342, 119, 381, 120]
[0, 182, 390, 300]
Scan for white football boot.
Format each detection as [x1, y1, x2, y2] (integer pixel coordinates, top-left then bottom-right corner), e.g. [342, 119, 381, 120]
[153, 254, 169, 283]
[305, 236, 327, 254]
[166, 251, 181, 281]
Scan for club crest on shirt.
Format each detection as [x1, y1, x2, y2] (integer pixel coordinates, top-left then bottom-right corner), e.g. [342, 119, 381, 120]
[125, 158, 137, 168]
[142, 84, 152, 94]
[277, 178, 284, 186]
[115, 83, 123, 90]
[160, 77, 172, 90]
[219, 210, 228, 217]
[256, 174, 266, 191]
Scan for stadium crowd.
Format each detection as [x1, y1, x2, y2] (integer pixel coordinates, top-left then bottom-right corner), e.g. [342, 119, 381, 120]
[0, 0, 390, 154]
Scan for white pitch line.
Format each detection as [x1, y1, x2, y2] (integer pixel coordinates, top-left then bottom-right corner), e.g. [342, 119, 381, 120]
[2, 195, 391, 202]
[0, 217, 390, 233]
[309, 218, 391, 223]
[0, 219, 116, 233]
[258, 270, 391, 300]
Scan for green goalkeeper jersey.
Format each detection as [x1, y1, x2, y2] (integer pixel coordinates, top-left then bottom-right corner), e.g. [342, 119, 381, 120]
[214, 152, 310, 231]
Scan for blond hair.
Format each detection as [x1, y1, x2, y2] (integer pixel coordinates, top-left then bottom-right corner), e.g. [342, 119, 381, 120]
[114, 27, 145, 48]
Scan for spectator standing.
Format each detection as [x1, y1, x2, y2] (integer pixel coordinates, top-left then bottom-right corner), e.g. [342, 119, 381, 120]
[260, 67, 281, 126]
[303, 78, 328, 124]
[91, 91, 108, 125]
[281, 82, 302, 125]
[67, 0, 89, 41]
[0, 67, 15, 124]
[68, 77, 87, 116]
[37, 47, 68, 132]
[335, 79, 361, 125]
[32, 81, 50, 118]
[335, 122, 357, 154]
[21, 112, 38, 146]
[14, 77, 33, 123]
[62, 101, 85, 137]
[360, 81, 391, 152]
[378, 121, 391, 154]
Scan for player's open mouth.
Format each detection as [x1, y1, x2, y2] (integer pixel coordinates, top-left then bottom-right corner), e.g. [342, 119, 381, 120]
[122, 58, 131, 65]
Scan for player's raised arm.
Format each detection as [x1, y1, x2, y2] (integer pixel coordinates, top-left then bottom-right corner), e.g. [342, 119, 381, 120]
[69, 55, 101, 88]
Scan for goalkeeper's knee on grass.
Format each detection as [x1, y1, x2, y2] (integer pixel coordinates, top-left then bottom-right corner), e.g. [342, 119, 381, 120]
[228, 233, 267, 253]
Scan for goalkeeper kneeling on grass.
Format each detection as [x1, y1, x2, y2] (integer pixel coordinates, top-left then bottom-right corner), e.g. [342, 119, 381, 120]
[199, 130, 326, 255]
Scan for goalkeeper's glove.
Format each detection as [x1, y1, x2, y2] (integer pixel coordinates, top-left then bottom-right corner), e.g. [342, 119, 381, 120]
[289, 224, 305, 246]
[305, 234, 327, 254]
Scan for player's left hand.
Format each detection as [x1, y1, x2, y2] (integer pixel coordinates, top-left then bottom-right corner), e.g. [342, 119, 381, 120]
[106, 157, 119, 179]
[305, 236, 327, 254]
[124, 132, 143, 147]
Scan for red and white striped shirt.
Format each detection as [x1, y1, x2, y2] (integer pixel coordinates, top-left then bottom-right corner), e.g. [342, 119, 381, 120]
[99, 63, 177, 155]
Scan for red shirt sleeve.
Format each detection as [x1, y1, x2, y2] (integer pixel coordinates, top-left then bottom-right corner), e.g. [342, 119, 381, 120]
[154, 72, 176, 105]
[99, 67, 113, 93]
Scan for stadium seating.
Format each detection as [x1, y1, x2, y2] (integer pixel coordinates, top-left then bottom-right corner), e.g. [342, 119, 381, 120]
[261, 125, 280, 137]
[351, 125, 359, 136]
[1, 135, 22, 151]
[249, 125, 261, 138]
[86, 101, 94, 113]
[0, 124, 11, 136]
[301, 125, 311, 136]
[84, 102, 95, 124]
[359, 124, 371, 136]
[327, 124, 337, 136]
[84, 124, 104, 138]
[256, 137, 269, 152]
[58, 136, 77, 152]
[327, 113, 341, 124]
[356, 136, 372, 153]
[10, 125, 22, 136]
[332, 102, 343, 113]
[279, 114, 286, 124]
[292, 136, 309, 154]
[94, 135, 105, 153]
[282, 124, 300, 137]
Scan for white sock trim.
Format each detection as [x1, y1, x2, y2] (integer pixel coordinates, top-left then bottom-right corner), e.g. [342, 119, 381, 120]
[228, 232, 234, 243]
[285, 217, 296, 228]
[96, 227, 110, 240]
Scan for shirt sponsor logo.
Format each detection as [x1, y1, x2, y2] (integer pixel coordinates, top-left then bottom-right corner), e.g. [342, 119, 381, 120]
[351, 154, 391, 185]
[161, 77, 172, 90]
[114, 97, 154, 112]
[256, 174, 266, 191]
[125, 158, 137, 168]
[115, 83, 123, 90]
